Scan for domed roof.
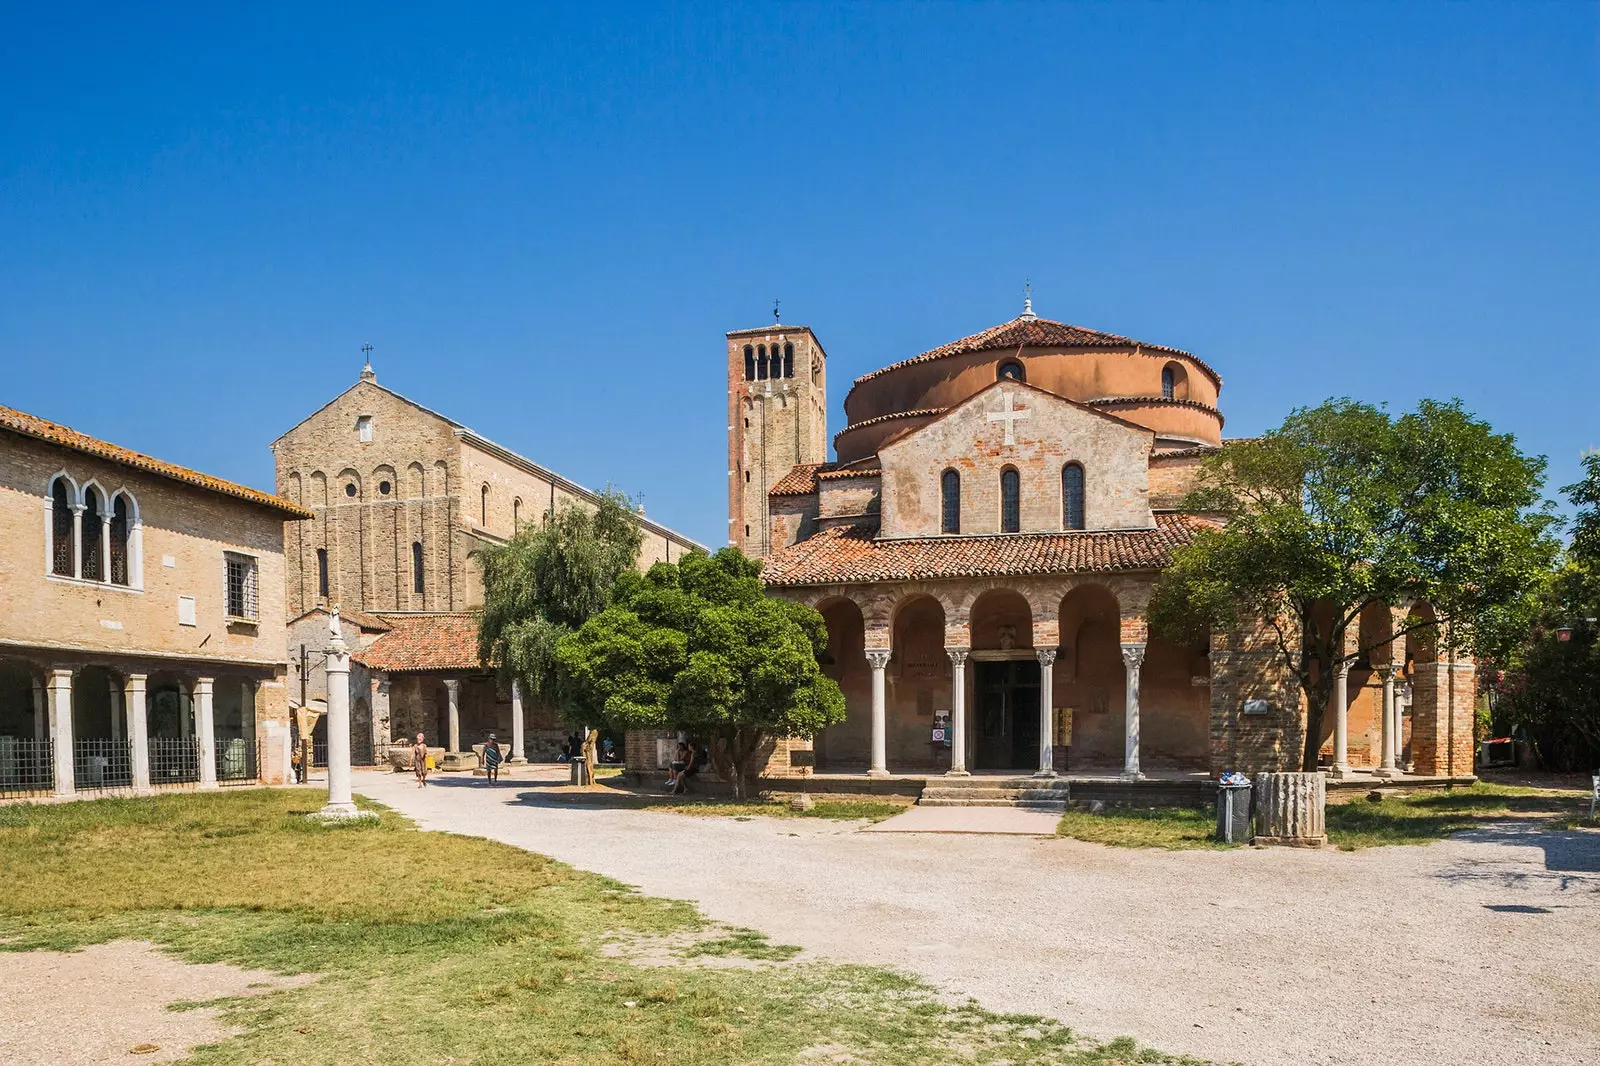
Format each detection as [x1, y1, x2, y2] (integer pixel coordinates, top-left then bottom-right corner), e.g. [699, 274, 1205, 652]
[854, 314, 1220, 388]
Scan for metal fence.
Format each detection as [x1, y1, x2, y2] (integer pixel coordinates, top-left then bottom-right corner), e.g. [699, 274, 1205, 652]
[312, 740, 328, 768]
[149, 736, 201, 787]
[0, 737, 52, 798]
[216, 737, 257, 786]
[74, 737, 133, 793]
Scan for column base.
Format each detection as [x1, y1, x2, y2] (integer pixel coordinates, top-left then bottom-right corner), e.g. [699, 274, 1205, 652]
[866, 768, 891, 779]
[1120, 770, 1145, 782]
[1330, 763, 1352, 779]
[199, 781, 220, 791]
[507, 757, 527, 765]
[309, 802, 378, 823]
[1032, 769, 1058, 779]
[1374, 766, 1401, 780]
[944, 767, 971, 777]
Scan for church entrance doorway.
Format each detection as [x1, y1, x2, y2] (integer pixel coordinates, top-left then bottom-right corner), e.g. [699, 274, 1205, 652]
[974, 659, 1040, 770]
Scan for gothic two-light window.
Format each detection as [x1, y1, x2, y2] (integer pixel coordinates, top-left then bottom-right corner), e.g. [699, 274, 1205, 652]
[1062, 463, 1086, 530]
[940, 470, 961, 534]
[1000, 468, 1021, 533]
[48, 476, 136, 587]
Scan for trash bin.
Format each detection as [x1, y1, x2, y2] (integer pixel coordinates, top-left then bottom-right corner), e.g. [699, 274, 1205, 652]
[569, 756, 591, 786]
[1216, 781, 1253, 843]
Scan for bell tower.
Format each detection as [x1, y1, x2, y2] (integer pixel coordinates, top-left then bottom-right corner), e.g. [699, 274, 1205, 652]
[726, 321, 828, 559]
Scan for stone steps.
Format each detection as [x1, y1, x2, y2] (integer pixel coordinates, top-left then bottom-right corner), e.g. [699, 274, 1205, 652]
[918, 780, 1071, 811]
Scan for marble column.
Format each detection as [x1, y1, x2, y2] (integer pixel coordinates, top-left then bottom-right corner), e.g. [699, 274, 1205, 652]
[194, 677, 217, 788]
[47, 667, 74, 797]
[1035, 648, 1058, 778]
[1331, 661, 1351, 778]
[510, 679, 527, 763]
[945, 648, 969, 776]
[866, 649, 891, 778]
[70, 505, 83, 578]
[444, 679, 461, 752]
[1376, 666, 1398, 779]
[125, 673, 150, 792]
[319, 614, 361, 818]
[1121, 643, 1146, 780]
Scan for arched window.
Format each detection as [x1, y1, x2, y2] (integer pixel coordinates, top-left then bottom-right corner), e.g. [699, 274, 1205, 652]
[1062, 463, 1086, 530]
[412, 542, 425, 594]
[1000, 468, 1021, 533]
[50, 477, 74, 577]
[1161, 361, 1186, 400]
[81, 486, 104, 581]
[998, 361, 1025, 382]
[512, 497, 522, 530]
[756, 345, 768, 380]
[109, 494, 131, 586]
[941, 470, 961, 534]
[1161, 366, 1175, 399]
[783, 342, 794, 379]
[743, 345, 755, 380]
[316, 548, 329, 598]
[480, 484, 489, 525]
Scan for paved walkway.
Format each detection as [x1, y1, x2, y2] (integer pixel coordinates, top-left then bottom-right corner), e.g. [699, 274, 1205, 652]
[862, 805, 1061, 834]
[356, 768, 1600, 1066]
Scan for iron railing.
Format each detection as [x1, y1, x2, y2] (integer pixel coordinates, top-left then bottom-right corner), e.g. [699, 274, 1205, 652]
[74, 737, 133, 792]
[216, 737, 257, 786]
[0, 737, 52, 798]
[312, 740, 328, 768]
[149, 736, 201, 786]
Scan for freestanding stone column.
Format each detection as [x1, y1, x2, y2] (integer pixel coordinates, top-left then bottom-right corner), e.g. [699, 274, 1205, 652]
[1121, 643, 1146, 780]
[1035, 648, 1058, 778]
[866, 649, 891, 778]
[47, 667, 74, 798]
[1376, 666, 1399, 779]
[444, 679, 461, 753]
[946, 648, 969, 776]
[510, 679, 527, 763]
[194, 677, 217, 789]
[125, 673, 150, 792]
[318, 608, 364, 819]
[1331, 661, 1351, 778]
[1252, 772, 1327, 845]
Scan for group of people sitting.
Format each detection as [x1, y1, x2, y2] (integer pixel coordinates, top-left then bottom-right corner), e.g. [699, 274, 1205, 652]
[664, 740, 708, 795]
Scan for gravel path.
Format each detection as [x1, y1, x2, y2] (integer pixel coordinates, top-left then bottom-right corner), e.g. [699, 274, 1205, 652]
[356, 769, 1600, 1066]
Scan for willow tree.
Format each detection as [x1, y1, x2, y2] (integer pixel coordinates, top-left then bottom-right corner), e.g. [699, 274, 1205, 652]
[476, 489, 643, 763]
[1150, 399, 1556, 771]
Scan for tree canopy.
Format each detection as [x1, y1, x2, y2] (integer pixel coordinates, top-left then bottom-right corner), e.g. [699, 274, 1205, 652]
[555, 548, 845, 798]
[1150, 398, 1557, 771]
[476, 489, 644, 709]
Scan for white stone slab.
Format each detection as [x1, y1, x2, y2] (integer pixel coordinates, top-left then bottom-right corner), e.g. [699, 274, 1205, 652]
[862, 805, 1060, 835]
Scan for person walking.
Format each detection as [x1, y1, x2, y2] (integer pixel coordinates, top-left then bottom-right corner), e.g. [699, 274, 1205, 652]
[483, 733, 504, 783]
[411, 732, 430, 788]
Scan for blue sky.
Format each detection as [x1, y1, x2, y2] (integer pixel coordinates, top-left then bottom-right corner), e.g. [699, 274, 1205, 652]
[2, 3, 1595, 547]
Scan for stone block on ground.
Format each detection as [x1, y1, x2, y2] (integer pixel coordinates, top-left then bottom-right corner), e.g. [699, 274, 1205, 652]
[1252, 772, 1326, 846]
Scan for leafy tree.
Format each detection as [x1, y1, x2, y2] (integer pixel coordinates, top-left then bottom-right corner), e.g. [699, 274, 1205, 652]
[1150, 399, 1557, 771]
[1492, 452, 1600, 770]
[476, 490, 644, 762]
[555, 548, 845, 798]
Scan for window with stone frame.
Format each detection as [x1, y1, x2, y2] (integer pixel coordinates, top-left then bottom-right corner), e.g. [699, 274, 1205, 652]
[49, 476, 74, 576]
[316, 547, 329, 597]
[940, 469, 961, 534]
[998, 360, 1025, 382]
[80, 486, 105, 581]
[1062, 463, 1086, 530]
[1161, 366, 1175, 399]
[413, 541, 425, 594]
[783, 342, 794, 378]
[109, 494, 131, 586]
[1000, 467, 1021, 533]
[224, 552, 259, 620]
[743, 345, 755, 380]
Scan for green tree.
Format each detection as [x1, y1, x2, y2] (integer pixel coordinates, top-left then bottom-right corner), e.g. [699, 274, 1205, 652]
[476, 490, 644, 762]
[1150, 399, 1557, 771]
[555, 548, 845, 798]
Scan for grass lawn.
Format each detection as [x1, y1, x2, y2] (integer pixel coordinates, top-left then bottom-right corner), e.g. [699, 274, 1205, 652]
[1053, 782, 1593, 851]
[0, 791, 1193, 1066]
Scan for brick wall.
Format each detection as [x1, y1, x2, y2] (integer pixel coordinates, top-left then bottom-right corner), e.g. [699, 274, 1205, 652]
[1411, 659, 1477, 777]
[1208, 622, 1306, 775]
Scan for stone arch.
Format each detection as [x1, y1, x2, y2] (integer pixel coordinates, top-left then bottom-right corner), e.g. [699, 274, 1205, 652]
[1161, 361, 1189, 400]
[78, 481, 108, 581]
[338, 468, 362, 501]
[372, 464, 397, 499]
[309, 471, 329, 507]
[432, 460, 449, 497]
[1057, 583, 1124, 768]
[815, 595, 869, 771]
[970, 588, 1033, 651]
[887, 593, 951, 769]
[286, 471, 303, 503]
[405, 462, 425, 499]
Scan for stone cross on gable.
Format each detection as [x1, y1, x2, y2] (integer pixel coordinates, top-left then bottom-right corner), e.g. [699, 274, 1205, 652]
[986, 391, 1031, 446]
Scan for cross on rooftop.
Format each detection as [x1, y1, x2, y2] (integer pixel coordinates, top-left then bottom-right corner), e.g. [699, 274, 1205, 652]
[986, 390, 1031, 446]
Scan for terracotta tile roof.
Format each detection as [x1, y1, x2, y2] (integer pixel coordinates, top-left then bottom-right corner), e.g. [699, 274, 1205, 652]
[289, 605, 393, 633]
[355, 613, 484, 672]
[1087, 395, 1225, 428]
[0, 404, 313, 518]
[769, 462, 827, 497]
[854, 315, 1221, 389]
[764, 514, 1211, 586]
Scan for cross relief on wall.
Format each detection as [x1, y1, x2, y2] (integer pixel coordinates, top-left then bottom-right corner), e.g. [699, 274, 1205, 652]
[986, 390, 1031, 446]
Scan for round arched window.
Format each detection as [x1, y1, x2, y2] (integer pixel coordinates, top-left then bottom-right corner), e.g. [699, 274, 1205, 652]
[344, 483, 357, 497]
[998, 361, 1025, 382]
[378, 481, 391, 496]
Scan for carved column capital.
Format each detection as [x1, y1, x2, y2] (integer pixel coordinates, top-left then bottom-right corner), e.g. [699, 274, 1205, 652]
[865, 649, 892, 670]
[1120, 643, 1146, 671]
[1036, 648, 1058, 667]
[1333, 659, 1352, 680]
[945, 647, 970, 668]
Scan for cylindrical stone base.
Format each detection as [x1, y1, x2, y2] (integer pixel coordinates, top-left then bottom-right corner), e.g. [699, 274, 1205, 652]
[1252, 772, 1327, 846]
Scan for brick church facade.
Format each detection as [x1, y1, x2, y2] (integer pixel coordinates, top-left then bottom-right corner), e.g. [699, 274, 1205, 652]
[730, 302, 1476, 781]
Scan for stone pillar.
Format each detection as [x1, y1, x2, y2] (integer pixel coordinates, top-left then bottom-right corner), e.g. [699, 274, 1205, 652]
[510, 679, 527, 763]
[1376, 666, 1398, 779]
[866, 649, 891, 778]
[32, 676, 46, 742]
[179, 685, 192, 740]
[444, 679, 461, 752]
[1331, 661, 1351, 778]
[319, 613, 362, 819]
[70, 504, 83, 578]
[1252, 772, 1327, 846]
[1035, 648, 1058, 778]
[125, 673, 150, 792]
[945, 648, 969, 776]
[1121, 643, 1146, 780]
[194, 677, 217, 788]
[108, 676, 123, 745]
[47, 667, 74, 797]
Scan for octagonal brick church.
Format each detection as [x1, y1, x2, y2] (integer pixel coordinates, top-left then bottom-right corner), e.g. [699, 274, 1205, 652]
[727, 301, 1475, 780]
